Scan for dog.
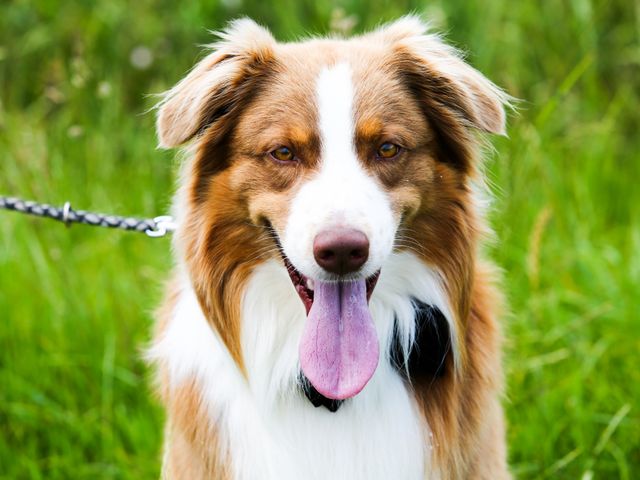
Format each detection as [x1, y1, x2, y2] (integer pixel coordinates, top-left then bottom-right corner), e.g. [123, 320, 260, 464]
[148, 16, 510, 479]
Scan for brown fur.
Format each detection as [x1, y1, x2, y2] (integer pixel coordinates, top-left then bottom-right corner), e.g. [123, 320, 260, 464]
[155, 281, 231, 479]
[162, 379, 230, 479]
[152, 17, 510, 479]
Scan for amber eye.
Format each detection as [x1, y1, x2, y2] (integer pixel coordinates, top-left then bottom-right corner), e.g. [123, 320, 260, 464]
[270, 146, 295, 163]
[377, 142, 401, 159]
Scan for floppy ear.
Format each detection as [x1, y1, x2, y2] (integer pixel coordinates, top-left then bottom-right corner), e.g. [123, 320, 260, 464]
[370, 16, 509, 136]
[156, 19, 276, 148]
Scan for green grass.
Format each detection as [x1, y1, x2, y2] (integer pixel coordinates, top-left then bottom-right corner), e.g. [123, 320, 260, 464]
[1, 1, 638, 478]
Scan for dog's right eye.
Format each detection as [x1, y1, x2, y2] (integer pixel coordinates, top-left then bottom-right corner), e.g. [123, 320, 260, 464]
[270, 146, 296, 163]
[376, 142, 401, 160]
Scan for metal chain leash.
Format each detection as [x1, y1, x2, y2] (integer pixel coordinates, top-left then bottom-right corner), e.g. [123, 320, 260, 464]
[0, 196, 176, 238]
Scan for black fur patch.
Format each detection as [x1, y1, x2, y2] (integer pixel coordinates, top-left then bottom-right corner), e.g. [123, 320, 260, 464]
[390, 300, 451, 382]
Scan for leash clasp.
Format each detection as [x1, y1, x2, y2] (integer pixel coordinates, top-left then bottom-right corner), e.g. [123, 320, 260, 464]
[146, 215, 177, 238]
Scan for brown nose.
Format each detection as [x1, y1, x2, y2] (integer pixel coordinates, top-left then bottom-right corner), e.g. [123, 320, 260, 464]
[313, 228, 369, 275]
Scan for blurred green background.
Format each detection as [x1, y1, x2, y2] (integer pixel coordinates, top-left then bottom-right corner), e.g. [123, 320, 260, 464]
[1, 0, 638, 478]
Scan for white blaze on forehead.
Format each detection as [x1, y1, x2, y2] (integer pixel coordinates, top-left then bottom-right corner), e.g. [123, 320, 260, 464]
[281, 62, 396, 280]
[316, 62, 355, 167]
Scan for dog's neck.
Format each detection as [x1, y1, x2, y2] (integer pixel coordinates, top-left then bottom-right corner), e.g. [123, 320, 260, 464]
[239, 252, 456, 411]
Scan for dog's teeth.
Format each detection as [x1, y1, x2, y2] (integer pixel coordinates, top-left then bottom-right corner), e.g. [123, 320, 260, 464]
[306, 278, 315, 291]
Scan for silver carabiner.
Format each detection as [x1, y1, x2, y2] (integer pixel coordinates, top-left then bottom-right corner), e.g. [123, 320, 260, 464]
[146, 215, 177, 238]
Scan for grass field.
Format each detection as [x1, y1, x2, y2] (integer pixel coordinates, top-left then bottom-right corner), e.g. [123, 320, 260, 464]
[1, 1, 638, 478]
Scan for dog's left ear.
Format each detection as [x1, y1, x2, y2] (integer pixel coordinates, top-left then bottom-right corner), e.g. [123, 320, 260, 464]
[370, 16, 509, 136]
[156, 19, 276, 148]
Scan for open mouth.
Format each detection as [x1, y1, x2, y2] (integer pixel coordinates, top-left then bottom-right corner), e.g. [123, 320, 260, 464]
[283, 255, 380, 314]
[279, 251, 381, 402]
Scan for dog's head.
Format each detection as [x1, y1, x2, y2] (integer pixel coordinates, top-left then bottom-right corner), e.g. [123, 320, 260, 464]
[157, 17, 507, 401]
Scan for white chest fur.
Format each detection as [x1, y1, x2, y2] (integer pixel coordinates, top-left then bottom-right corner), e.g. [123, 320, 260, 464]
[150, 252, 454, 479]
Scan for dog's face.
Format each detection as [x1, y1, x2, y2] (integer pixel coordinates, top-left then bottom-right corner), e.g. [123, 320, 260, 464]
[157, 17, 506, 401]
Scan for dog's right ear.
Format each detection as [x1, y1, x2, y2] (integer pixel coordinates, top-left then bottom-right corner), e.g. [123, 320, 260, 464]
[156, 19, 276, 148]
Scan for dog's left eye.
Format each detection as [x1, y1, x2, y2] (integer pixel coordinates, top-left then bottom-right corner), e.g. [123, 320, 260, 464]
[270, 146, 296, 163]
[376, 142, 401, 159]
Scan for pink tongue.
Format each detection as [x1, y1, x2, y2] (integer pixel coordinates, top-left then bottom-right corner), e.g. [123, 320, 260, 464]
[299, 279, 379, 400]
